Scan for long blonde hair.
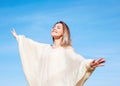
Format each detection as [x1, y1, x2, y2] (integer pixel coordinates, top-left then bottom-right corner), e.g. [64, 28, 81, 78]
[52, 21, 72, 47]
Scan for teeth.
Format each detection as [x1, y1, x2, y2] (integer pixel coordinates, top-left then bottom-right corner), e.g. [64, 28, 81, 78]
[53, 31, 57, 33]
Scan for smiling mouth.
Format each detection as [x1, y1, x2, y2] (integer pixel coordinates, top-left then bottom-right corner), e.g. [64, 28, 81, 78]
[52, 30, 57, 33]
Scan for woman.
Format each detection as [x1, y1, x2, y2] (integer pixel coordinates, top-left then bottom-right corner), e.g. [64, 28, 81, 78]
[12, 21, 105, 86]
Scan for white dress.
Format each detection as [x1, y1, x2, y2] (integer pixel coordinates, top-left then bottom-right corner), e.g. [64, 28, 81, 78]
[16, 35, 95, 86]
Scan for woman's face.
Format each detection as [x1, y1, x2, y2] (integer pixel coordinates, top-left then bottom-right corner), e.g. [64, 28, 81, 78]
[51, 23, 64, 39]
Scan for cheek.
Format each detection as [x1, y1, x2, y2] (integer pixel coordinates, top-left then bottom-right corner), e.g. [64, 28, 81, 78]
[58, 29, 64, 35]
[51, 31, 57, 37]
[51, 31, 54, 37]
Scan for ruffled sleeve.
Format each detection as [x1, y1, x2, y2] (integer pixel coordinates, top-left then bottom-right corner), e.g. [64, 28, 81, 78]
[16, 35, 50, 85]
[65, 47, 95, 86]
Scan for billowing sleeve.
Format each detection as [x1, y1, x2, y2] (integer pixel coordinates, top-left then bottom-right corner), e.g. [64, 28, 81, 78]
[16, 35, 49, 85]
[65, 47, 95, 86]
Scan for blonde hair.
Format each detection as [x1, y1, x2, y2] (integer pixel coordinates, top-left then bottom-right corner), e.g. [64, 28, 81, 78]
[52, 21, 72, 47]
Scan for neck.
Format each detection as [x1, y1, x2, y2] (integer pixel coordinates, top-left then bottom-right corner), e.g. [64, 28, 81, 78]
[52, 37, 62, 48]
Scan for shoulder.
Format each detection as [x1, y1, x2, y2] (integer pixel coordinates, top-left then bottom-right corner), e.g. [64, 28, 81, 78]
[64, 46, 75, 52]
[18, 35, 50, 47]
[65, 46, 74, 50]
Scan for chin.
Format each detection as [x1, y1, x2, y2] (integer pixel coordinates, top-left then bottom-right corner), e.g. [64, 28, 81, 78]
[51, 35, 60, 39]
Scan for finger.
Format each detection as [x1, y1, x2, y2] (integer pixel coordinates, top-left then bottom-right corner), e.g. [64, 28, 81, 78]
[92, 59, 96, 63]
[91, 60, 99, 68]
[12, 29, 17, 35]
[97, 58, 103, 62]
[11, 28, 18, 38]
[95, 60, 105, 67]
[98, 58, 105, 63]
[12, 28, 15, 33]
[92, 60, 101, 67]
[99, 59, 106, 64]
[96, 63, 105, 67]
[11, 29, 14, 33]
[90, 60, 96, 67]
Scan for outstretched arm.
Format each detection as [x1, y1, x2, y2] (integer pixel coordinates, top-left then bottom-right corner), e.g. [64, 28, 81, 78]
[90, 58, 106, 69]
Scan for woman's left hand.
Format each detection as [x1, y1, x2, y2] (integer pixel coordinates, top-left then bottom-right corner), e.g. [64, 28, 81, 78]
[11, 28, 18, 38]
[90, 58, 106, 69]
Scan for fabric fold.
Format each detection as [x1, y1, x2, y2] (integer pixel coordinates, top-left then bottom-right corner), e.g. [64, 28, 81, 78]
[16, 35, 95, 86]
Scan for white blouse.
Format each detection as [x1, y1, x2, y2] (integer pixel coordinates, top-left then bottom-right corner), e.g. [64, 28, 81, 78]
[16, 35, 95, 86]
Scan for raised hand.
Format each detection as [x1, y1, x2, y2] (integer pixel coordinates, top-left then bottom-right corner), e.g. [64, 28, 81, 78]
[90, 58, 106, 68]
[11, 28, 17, 38]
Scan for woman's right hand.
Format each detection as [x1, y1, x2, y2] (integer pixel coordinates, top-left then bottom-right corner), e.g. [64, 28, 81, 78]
[11, 28, 17, 38]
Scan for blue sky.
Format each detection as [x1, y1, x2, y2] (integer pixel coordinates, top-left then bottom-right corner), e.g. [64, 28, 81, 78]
[0, 0, 120, 86]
